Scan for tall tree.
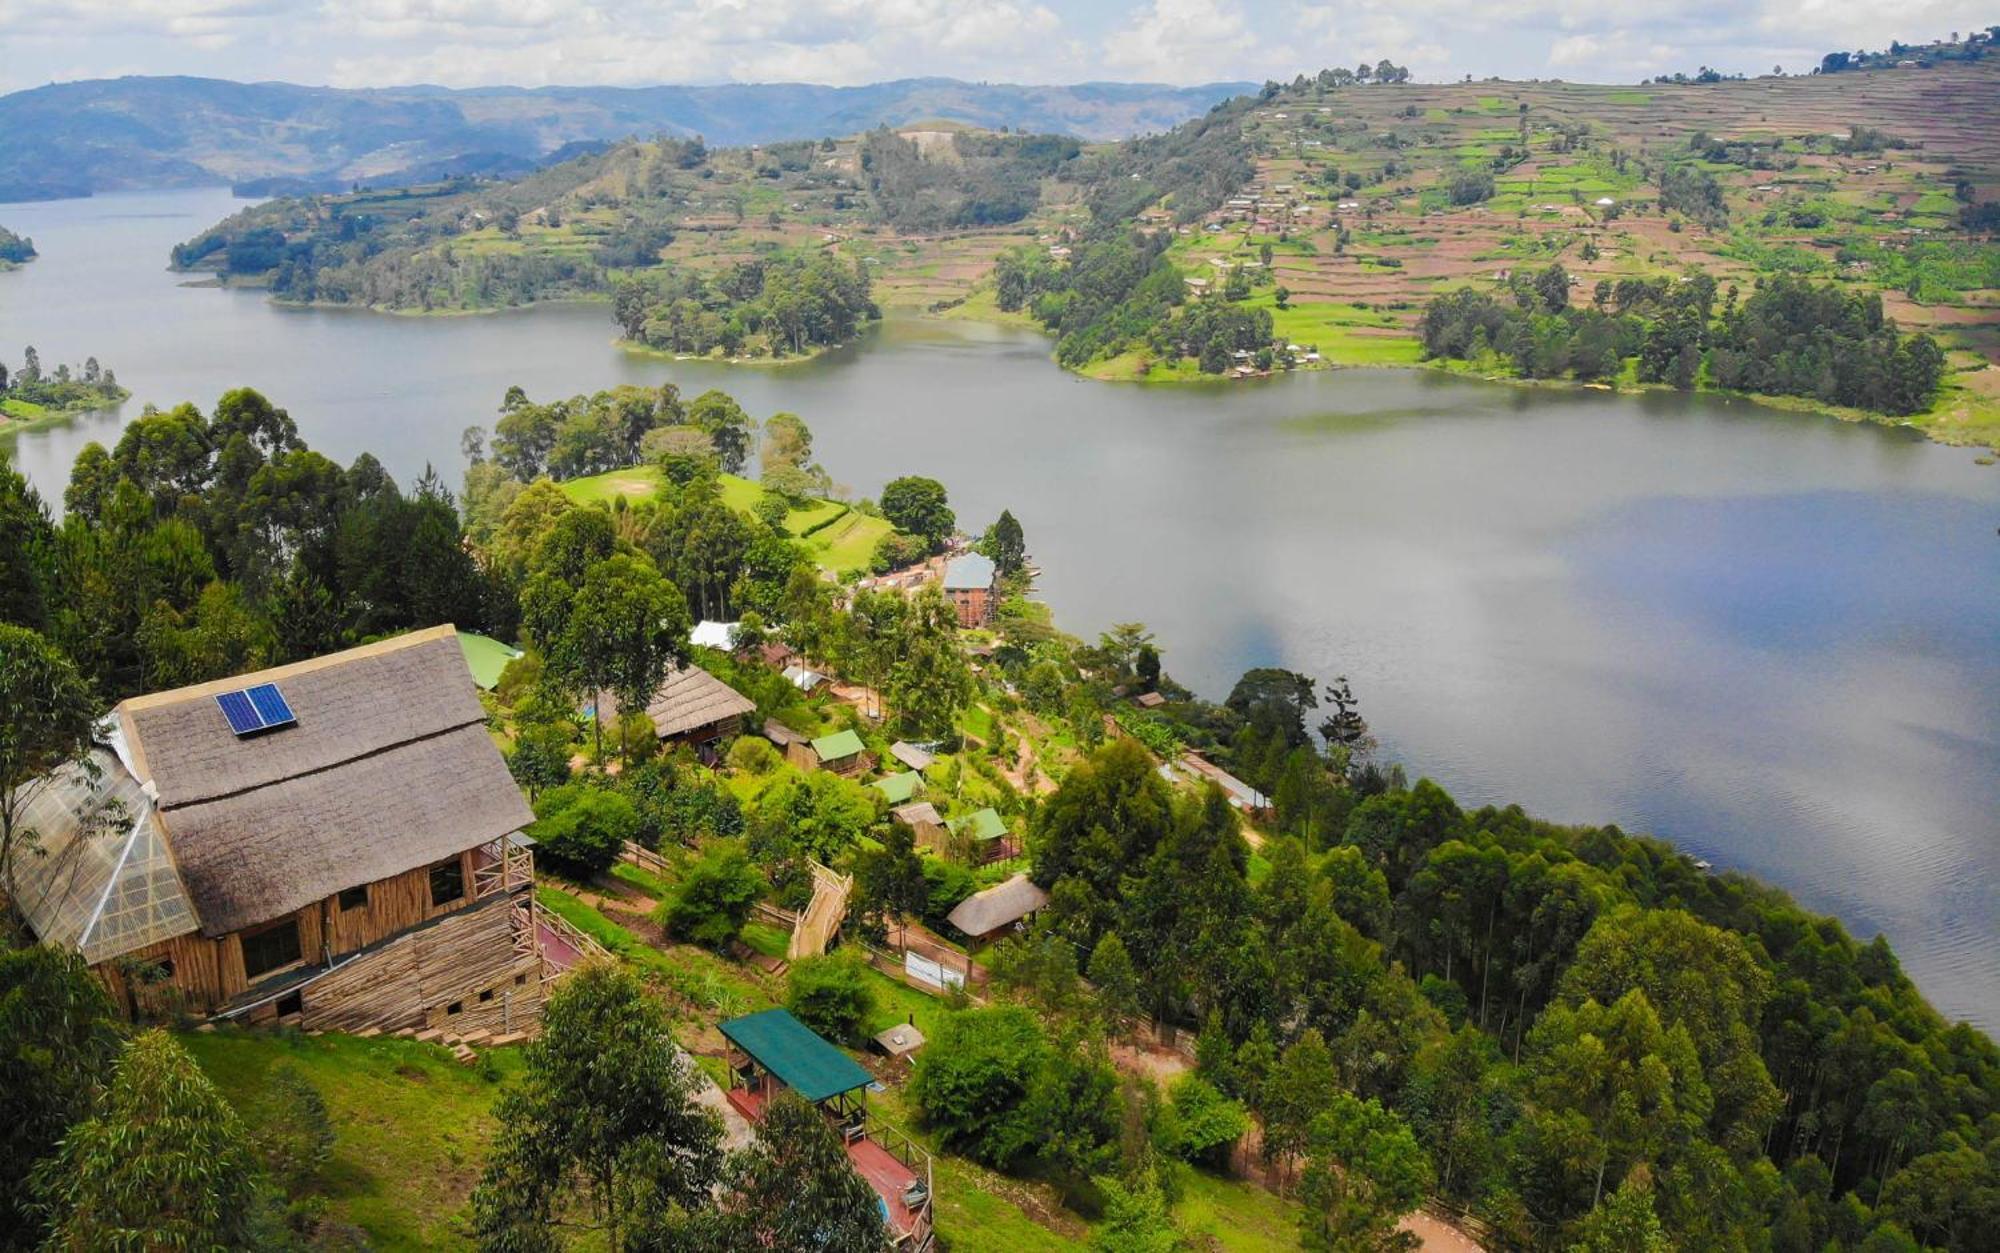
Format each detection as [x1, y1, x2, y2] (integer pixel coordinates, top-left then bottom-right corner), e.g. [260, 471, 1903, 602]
[879, 476, 955, 550]
[472, 964, 723, 1250]
[691, 1091, 886, 1251]
[687, 390, 755, 474]
[0, 946, 122, 1249]
[0, 624, 99, 896]
[986, 508, 1026, 575]
[34, 1031, 260, 1253]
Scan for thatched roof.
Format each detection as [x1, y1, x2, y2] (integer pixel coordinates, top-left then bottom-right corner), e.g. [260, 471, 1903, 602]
[892, 801, 942, 828]
[762, 719, 805, 747]
[946, 873, 1050, 937]
[643, 663, 756, 739]
[117, 627, 531, 938]
[888, 741, 934, 771]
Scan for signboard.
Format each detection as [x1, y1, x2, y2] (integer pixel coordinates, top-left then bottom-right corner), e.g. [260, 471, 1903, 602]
[904, 950, 966, 990]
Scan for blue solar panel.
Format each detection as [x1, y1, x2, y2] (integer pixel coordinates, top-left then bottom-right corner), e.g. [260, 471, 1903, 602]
[246, 683, 295, 729]
[216, 689, 264, 736]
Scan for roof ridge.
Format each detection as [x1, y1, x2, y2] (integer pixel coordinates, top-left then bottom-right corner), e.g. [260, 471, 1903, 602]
[117, 625, 460, 714]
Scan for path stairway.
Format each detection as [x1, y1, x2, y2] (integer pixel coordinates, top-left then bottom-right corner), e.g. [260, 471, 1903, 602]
[789, 861, 853, 960]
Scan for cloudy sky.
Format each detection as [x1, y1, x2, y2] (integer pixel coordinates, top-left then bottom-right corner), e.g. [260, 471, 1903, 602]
[0, 0, 1991, 95]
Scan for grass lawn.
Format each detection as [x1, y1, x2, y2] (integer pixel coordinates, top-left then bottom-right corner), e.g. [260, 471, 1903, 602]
[559, 463, 663, 505]
[182, 1027, 521, 1249]
[1174, 1168, 1304, 1251]
[1, 396, 50, 418]
[560, 468, 892, 575]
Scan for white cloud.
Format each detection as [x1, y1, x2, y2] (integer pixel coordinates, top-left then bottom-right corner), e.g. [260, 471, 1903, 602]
[0, 0, 1995, 93]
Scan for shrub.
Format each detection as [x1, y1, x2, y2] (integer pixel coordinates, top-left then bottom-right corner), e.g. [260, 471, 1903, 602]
[659, 840, 766, 949]
[909, 1005, 1047, 1165]
[785, 954, 877, 1045]
[528, 783, 640, 877]
[1154, 1074, 1249, 1167]
[727, 735, 780, 775]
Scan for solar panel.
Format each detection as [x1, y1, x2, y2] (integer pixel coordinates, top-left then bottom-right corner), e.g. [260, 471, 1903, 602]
[245, 683, 296, 729]
[215, 689, 265, 736]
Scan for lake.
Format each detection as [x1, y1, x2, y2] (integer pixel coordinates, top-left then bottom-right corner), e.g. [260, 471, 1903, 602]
[4, 188, 1997, 1030]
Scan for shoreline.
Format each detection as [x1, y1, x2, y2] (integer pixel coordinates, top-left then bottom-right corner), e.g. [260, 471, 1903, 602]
[0, 389, 130, 438]
[929, 301, 2000, 454]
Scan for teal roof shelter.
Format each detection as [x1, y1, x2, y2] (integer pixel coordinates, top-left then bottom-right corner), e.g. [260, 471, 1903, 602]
[719, 1008, 874, 1104]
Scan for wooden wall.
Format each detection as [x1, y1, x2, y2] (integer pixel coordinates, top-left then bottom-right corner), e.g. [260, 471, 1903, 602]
[100, 847, 492, 1020]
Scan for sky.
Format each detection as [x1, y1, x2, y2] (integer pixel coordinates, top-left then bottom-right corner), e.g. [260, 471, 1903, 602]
[0, 0, 1993, 96]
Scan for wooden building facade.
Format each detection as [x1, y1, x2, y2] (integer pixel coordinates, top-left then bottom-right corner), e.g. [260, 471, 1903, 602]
[12, 627, 550, 1035]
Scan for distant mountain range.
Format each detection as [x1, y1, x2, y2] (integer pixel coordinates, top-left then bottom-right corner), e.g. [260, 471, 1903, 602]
[0, 75, 1255, 202]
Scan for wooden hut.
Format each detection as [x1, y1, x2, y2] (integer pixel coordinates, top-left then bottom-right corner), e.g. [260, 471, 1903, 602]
[891, 801, 946, 853]
[945, 874, 1051, 944]
[810, 728, 869, 776]
[763, 719, 816, 771]
[8, 627, 549, 1034]
[640, 663, 756, 760]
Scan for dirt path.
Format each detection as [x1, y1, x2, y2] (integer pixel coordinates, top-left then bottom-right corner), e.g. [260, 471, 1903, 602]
[1400, 1211, 1484, 1252]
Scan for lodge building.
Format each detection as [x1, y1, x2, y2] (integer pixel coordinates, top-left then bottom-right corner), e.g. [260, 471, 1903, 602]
[8, 626, 564, 1034]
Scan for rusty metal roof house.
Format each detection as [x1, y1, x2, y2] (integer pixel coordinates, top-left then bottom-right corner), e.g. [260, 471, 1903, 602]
[11, 626, 565, 1032]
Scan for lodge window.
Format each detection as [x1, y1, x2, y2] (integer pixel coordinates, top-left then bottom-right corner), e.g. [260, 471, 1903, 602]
[240, 918, 302, 980]
[429, 858, 465, 907]
[338, 885, 369, 912]
[276, 991, 303, 1018]
[478, 988, 494, 1003]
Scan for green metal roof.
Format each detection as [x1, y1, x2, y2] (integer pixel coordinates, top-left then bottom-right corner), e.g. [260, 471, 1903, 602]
[947, 807, 1008, 841]
[872, 771, 922, 803]
[811, 729, 865, 760]
[719, 1008, 874, 1103]
[457, 631, 523, 690]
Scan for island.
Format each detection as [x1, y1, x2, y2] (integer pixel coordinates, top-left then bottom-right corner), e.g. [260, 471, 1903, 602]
[0, 346, 125, 431]
[0, 223, 34, 269]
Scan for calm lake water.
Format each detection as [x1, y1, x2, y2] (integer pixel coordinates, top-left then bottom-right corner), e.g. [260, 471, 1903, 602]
[5, 188, 1998, 1030]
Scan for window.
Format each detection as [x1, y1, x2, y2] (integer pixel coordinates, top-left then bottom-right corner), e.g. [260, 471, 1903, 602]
[240, 919, 302, 980]
[276, 991, 303, 1018]
[478, 988, 495, 1003]
[429, 859, 465, 907]
[337, 885, 369, 912]
[152, 957, 176, 981]
[446, 1001, 463, 1016]
[514, 973, 528, 986]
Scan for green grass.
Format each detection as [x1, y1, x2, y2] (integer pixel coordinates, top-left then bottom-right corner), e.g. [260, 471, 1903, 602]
[182, 1027, 521, 1249]
[559, 464, 663, 504]
[559, 468, 892, 575]
[1, 396, 50, 419]
[1174, 1169, 1304, 1250]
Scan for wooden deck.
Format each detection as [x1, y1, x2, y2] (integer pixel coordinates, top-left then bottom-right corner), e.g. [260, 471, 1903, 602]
[725, 1085, 931, 1246]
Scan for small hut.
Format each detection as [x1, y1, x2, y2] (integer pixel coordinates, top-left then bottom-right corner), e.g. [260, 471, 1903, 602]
[945, 874, 1050, 944]
[891, 801, 946, 852]
[809, 729, 868, 776]
[640, 663, 756, 761]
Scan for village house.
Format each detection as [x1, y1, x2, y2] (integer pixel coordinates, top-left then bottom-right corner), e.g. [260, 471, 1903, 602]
[635, 662, 756, 762]
[891, 801, 947, 852]
[945, 873, 1050, 944]
[8, 627, 562, 1034]
[808, 728, 870, 776]
[941, 553, 998, 628]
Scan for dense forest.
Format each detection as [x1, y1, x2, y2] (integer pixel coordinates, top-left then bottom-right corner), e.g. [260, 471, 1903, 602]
[1416, 265, 1948, 414]
[0, 225, 33, 266]
[0, 346, 125, 419]
[610, 250, 877, 358]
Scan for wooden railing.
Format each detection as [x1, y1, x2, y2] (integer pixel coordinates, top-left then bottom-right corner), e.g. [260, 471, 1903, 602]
[620, 840, 671, 878]
[538, 903, 613, 970]
[864, 1113, 935, 1250]
[473, 835, 534, 900]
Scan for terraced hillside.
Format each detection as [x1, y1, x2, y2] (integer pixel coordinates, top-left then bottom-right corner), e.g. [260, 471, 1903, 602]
[1099, 63, 2000, 443]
